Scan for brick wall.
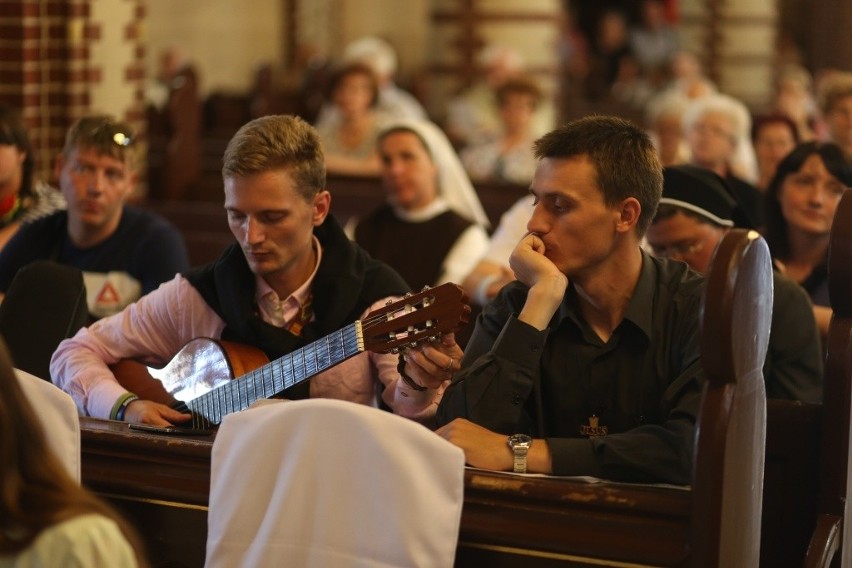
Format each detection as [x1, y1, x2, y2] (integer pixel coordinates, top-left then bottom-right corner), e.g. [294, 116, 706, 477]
[0, 0, 145, 185]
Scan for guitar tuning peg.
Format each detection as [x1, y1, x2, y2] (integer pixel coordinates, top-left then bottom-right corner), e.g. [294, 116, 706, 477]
[421, 285, 430, 292]
[385, 299, 394, 306]
[390, 347, 399, 354]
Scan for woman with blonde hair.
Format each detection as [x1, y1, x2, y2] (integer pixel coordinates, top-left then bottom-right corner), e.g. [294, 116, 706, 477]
[0, 337, 145, 567]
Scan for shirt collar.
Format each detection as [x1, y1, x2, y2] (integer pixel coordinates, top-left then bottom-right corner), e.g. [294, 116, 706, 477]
[620, 249, 656, 340]
[560, 249, 655, 341]
[391, 196, 450, 222]
[256, 235, 322, 308]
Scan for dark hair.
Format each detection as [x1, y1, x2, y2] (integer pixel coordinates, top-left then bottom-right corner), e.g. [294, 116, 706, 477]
[325, 62, 380, 108]
[0, 104, 34, 200]
[763, 141, 852, 259]
[495, 75, 543, 109]
[533, 115, 662, 236]
[750, 112, 800, 145]
[0, 336, 146, 563]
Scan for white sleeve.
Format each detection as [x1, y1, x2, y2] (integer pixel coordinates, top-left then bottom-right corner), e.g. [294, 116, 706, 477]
[482, 194, 535, 265]
[436, 224, 491, 286]
[50, 275, 226, 418]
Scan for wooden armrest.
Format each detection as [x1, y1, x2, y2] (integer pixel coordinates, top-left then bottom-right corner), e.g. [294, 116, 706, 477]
[804, 514, 842, 568]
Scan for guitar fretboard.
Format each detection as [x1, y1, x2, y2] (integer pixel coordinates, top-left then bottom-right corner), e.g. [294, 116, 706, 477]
[186, 322, 364, 427]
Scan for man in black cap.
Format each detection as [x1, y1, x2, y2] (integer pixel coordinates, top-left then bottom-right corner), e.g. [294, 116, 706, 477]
[646, 164, 822, 402]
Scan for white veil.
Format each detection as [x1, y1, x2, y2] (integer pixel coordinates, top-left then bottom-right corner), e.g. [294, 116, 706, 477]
[379, 118, 491, 228]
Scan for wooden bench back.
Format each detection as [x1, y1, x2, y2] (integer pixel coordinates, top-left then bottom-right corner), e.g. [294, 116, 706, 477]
[693, 228, 772, 566]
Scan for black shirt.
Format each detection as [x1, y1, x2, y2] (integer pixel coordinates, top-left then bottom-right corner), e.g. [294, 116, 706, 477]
[437, 251, 705, 484]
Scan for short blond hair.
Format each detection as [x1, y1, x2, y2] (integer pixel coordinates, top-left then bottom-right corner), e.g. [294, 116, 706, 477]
[63, 115, 138, 170]
[222, 115, 326, 200]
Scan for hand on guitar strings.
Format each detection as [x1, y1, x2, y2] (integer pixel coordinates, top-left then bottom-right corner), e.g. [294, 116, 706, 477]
[401, 332, 464, 391]
[123, 399, 192, 427]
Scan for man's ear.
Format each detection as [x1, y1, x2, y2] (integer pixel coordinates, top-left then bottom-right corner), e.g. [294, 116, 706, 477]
[616, 197, 641, 233]
[312, 190, 331, 226]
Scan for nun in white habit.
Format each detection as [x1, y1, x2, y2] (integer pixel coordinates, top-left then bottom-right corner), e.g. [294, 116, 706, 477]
[346, 118, 491, 290]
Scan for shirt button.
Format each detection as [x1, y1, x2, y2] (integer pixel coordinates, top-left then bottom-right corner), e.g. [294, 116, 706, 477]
[530, 344, 539, 352]
[512, 394, 522, 405]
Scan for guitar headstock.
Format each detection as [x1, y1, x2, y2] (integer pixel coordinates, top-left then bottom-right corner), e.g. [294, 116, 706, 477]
[361, 283, 470, 353]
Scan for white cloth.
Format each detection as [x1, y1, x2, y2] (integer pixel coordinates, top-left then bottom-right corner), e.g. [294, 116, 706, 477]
[0, 514, 137, 568]
[15, 368, 80, 483]
[380, 118, 491, 228]
[205, 399, 465, 568]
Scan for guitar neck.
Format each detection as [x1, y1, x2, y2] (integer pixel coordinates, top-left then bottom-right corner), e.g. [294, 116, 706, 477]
[187, 321, 364, 426]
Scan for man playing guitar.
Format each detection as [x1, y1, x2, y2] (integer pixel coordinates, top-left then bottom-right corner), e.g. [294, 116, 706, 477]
[51, 115, 463, 428]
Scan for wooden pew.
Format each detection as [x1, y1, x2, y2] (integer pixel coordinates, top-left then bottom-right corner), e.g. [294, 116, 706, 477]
[79, 230, 772, 567]
[804, 189, 852, 566]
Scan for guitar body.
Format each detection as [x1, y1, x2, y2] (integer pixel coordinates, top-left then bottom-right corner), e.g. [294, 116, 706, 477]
[112, 338, 270, 408]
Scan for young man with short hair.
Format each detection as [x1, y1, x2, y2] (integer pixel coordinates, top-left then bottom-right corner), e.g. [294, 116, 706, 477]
[436, 116, 705, 484]
[0, 115, 189, 318]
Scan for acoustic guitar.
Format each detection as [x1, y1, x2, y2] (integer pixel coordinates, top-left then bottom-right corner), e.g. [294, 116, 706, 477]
[112, 283, 469, 429]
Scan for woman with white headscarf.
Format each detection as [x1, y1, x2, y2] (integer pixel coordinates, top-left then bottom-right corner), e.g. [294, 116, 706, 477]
[347, 119, 490, 290]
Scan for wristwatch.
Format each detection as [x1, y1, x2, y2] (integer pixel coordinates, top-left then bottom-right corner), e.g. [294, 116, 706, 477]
[507, 434, 533, 474]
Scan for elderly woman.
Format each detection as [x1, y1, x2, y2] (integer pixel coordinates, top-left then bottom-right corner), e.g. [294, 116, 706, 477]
[348, 119, 490, 290]
[315, 62, 384, 176]
[682, 93, 763, 227]
[0, 104, 65, 252]
[461, 75, 542, 185]
[763, 141, 852, 337]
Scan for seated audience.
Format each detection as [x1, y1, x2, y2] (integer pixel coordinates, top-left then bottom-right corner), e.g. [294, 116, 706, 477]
[0, 104, 65, 252]
[315, 62, 384, 176]
[436, 116, 705, 484]
[629, 0, 679, 87]
[818, 72, 852, 163]
[461, 76, 542, 185]
[763, 141, 852, 337]
[0, 339, 144, 567]
[0, 115, 189, 319]
[773, 64, 817, 142]
[646, 165, 822, 402]
[683, 93, 764, 227]
[349, 119, 490, 290]
[445, 44, 524, 147]
[314, 36, 426, 132]
[645, 90, 691, 166]
[752, 113, 799, 192]
[51, 115, 457, 426]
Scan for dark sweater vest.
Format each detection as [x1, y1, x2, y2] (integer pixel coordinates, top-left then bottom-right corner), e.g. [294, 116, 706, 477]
[184, 214, 409, 400]
[354, 204, 472, 290]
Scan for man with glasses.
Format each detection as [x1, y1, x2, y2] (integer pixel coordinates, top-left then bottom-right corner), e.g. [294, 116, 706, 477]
[0, 115, 189, 319]
[646, 164, 822, 402]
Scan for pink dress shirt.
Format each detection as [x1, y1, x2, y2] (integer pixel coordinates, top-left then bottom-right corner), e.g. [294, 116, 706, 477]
[51, 241, 442, 424]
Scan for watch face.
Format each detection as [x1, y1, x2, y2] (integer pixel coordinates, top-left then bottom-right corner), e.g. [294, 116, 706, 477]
[508, 434, 532, 448]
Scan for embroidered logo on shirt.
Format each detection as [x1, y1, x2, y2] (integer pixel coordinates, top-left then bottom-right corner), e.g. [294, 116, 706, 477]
[580, 415, 608, 438]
